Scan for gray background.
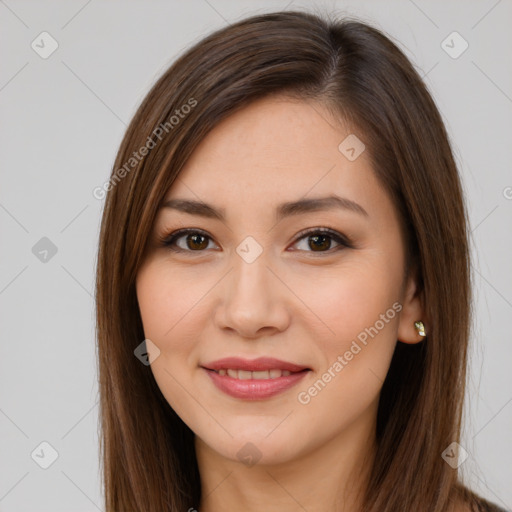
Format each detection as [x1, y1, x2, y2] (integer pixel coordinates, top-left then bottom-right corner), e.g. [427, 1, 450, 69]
[1, 0, 511, 510]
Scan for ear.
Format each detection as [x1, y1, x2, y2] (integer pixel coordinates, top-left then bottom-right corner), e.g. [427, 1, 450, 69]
[397, 271, 428, 345]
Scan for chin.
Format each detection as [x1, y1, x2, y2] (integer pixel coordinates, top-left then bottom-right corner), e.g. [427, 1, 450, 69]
[199, 431, 302, 467]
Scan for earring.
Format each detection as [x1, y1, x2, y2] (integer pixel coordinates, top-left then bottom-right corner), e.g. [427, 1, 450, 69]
[414, 320, 426, 337]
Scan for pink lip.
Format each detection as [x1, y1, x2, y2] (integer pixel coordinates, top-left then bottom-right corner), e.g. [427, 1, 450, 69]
[202, 357, 309, 373]
[203, 368, 309, 400]
[201, 357, 311, 400]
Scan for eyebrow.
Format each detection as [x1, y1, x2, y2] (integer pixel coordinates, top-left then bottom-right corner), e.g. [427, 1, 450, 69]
[161, 195, 369, 221]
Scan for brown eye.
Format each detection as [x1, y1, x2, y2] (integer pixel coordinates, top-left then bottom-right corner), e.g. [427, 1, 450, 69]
[307, 233, 333, 251]
[160, 229, 215, 252]
[184, 233, 209, 250]
[291, 228, 352, 254]
[160, 227, 352, 255]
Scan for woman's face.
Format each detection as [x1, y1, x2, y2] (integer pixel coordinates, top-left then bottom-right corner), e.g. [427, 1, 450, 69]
[136, 95, 424, 466]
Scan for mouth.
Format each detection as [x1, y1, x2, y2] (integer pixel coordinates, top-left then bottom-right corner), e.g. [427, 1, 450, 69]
[201, 356, 310, 373]
[204, 368, 307, 379]
[200, 357, 311, 400]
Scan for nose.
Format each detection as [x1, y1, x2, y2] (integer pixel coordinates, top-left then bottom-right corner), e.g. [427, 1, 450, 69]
[214, 251, 291, 339]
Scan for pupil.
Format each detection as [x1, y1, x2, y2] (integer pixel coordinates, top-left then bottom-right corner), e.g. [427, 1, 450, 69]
[188, 234, 208, 250]
[310, 234, 330, 251]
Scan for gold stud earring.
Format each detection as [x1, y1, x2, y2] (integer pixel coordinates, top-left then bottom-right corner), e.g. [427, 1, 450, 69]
[414, 321, 426, 337]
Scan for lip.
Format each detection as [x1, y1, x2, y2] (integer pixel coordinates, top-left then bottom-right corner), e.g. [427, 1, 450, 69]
[201, 357, 311, 400]
[203, 368, 309, 400]
[202, 357, 309, 373]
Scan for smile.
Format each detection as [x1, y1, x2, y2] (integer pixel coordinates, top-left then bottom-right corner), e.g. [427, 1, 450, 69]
[212, 368, 293, 379]
[202, 366, 310, 400]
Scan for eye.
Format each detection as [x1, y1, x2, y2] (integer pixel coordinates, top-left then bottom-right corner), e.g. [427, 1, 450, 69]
[290, 227, 352, 254]
[159, 227, 353, 255]
[159, 228, 218, 253]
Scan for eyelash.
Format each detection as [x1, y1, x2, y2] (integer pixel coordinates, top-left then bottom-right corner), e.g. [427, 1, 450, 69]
[158, 227, 353, 256]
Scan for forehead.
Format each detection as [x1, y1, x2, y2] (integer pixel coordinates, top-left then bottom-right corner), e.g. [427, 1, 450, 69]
[165, 95, 377, 212]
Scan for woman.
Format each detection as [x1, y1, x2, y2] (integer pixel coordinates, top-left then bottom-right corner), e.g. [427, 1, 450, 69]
[95, 9, 509, 512]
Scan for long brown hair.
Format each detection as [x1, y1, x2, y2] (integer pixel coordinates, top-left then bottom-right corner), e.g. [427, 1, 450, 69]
[95, 10, 503, 512]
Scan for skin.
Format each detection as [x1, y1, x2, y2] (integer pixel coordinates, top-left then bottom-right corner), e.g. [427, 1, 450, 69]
[136, 95, 428, 512]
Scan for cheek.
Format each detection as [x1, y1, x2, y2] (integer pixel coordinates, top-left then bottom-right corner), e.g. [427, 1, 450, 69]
[290, 260, 400, 404]
[135, 263, 198, 420]
[293, 272, 399, 436]
[135, 260, 218, 398]
[288, 259, 400, 344]
[136, 261, 209, 342]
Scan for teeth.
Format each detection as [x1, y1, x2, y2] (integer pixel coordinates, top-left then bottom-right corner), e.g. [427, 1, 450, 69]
[216, 368, 293, 379]
[253, 370, 272, 379]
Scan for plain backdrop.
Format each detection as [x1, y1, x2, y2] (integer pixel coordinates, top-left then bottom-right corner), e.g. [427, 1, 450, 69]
[0, 0, 511, 510]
